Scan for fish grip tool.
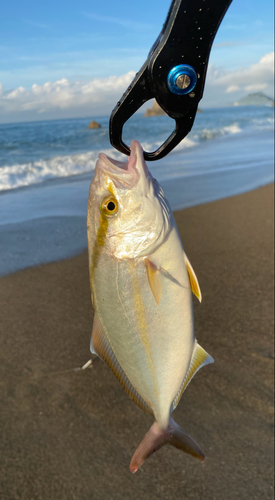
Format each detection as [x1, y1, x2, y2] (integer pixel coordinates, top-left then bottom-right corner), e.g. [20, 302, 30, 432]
[109, 0, 232, 161]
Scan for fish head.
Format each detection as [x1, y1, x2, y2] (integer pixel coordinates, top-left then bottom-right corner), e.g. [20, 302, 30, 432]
[87, 140, 171, 259]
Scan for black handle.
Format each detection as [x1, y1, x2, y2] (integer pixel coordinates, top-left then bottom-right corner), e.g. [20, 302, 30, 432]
[109, 0, 232, 161]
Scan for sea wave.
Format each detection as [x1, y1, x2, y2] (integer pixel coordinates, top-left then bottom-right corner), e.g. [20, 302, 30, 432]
[251, 116, 275, 130]
[0, 114, 270, 192]
[200, 123, 242, 141]
[0, 137, 197, 192]
[142, 136, 197, 154]
[0, 149, 124, 192]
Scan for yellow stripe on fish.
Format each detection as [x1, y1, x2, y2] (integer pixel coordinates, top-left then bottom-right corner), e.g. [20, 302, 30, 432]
[89, 175, 115, 283]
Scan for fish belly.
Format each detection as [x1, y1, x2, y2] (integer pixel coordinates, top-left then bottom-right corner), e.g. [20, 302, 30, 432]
[92, 226, 195, 428]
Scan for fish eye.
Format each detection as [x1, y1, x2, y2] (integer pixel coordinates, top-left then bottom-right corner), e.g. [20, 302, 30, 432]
[100, 195, 118, 217]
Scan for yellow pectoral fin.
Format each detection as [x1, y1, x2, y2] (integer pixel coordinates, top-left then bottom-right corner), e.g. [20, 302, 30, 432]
[145, 258, 164, 305]
[184, 253, 202, 302]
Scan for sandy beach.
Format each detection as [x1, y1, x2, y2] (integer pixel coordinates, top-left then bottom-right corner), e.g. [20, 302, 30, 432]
[0, 183, 274, 500]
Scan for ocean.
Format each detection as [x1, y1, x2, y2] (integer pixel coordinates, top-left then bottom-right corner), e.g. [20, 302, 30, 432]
[0, 106, 273, 191]
[0, 106, 274, 275]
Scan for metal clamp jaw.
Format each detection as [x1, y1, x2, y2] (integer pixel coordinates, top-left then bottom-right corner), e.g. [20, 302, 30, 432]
[109, 0, 232, 161]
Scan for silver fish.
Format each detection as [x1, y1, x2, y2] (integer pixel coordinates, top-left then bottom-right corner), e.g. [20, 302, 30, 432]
[87, 140, 213, 472]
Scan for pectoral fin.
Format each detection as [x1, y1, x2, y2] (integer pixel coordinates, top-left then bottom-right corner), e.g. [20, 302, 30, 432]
[145, 258, 164, 305]
[90, 313, 153, 415]
[184, 254, 202, 302]
[171, 341, 214, 411]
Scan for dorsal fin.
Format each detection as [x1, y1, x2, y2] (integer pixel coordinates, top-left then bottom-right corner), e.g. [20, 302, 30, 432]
[171, 341, 214, 412]
[184, 254, 202, 302]
[91, 313, 153, 416]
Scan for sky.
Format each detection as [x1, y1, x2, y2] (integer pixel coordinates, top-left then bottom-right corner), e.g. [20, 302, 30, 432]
[0, 0, 274, 123]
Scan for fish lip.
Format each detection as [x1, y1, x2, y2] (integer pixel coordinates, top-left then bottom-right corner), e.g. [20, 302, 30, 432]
[97, 154, 128, 172]
[97, 140, 148, 189]
[130, 140, 150, 177]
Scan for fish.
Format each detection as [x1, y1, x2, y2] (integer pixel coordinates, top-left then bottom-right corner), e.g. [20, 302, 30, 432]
[87, 140, 214, 473]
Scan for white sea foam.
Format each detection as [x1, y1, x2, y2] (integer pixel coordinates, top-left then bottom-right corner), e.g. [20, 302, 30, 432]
[0, 148, 124, 192]
[201, 123, 241, 140]
[0, 138, 198, 192]
[171, 136, 198, 152]
[251, 116, 275, 130]
[141, 136, 197, 154]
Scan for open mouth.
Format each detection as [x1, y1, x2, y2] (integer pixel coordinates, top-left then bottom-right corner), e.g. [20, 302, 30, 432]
[97, 140, 147, 189]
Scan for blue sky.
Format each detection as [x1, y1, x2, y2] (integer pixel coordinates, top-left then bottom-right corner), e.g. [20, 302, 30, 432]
[0, 0, 273, 122]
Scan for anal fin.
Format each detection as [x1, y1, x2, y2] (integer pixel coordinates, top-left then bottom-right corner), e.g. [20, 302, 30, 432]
[184, 254, 202, 302]
[91, 313, 153, 416]
[172, 341, 214, 412]
[90, 313, 102, 355]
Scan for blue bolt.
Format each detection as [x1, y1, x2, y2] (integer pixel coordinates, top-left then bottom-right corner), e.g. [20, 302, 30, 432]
[167, 65, 197, 95]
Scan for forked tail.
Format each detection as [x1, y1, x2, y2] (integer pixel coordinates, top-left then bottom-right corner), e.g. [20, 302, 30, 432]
[130, 418, 205, 473]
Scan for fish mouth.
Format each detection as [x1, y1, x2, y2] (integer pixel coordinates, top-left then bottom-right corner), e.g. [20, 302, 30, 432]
[97, 140, 150, 189]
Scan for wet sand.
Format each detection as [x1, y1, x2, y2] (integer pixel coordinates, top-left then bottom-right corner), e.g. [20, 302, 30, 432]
[0, 184, 274, 500]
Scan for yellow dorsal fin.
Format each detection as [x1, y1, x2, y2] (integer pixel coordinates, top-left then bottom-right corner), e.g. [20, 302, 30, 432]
[90, 313, 153, 416]
[145, 258, 164, 305]
[184, 253, 202, 302]
[172, 342, 214, 411]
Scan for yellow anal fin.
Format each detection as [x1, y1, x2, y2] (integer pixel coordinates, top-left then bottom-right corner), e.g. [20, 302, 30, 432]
[171, 341, 214, 412]
[184, 253, 202, 302]
[90, 313, 153, 416]
[145, 258, 164, 305]
[90, 313, 103, 356]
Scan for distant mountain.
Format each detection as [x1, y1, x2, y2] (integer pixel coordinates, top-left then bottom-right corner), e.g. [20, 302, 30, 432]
[234, 92, 274, 107]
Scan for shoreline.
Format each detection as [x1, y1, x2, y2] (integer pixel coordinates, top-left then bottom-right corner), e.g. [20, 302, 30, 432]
[1, 125, 273, 276]
[0, 184, 274, 499]
[0, 182, 274, 277]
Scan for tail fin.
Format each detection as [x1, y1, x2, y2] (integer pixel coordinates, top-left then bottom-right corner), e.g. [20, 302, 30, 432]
[130, 418, 204, 473]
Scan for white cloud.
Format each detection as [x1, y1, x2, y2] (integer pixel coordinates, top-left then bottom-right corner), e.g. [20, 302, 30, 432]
[244, 83, 267, 92]
[0, 53, 274, 122]
[23, 19, 50, 30]
[82, 12, 153, 31]
[222, 24, 247, 30]
[6, 86, 26, 99]
[0, 72, 136, 121]
[226, 85, 240, 93]
[208, 52, 274, 90]
[203, 52, 274, 106]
